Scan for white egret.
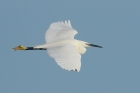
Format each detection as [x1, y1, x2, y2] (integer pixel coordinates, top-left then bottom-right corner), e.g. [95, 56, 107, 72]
[13, 20, 102, 72]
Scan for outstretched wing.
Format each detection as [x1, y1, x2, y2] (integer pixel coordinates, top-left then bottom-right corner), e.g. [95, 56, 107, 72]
[47, 44, 81, 72]
[45, 20, 78, 43]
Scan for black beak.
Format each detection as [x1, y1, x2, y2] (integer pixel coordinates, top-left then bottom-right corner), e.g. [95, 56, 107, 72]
[88, 44, 103, 48]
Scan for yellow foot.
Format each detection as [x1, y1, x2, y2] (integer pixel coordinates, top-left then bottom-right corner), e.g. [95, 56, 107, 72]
[13, 45, 27, 51]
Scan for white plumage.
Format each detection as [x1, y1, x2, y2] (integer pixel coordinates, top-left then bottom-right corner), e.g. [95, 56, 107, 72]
[33, 20, 102, 72]
[43, 20, 81, 71]
[45, 20, 77, 43]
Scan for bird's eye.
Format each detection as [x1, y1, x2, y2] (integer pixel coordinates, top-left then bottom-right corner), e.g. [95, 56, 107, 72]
[85, 43, 89, 45]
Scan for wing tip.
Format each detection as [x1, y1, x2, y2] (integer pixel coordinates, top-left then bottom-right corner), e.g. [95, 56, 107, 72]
[67, 20, 72, 27]
[70, 69, 80, 72]
[51, 20, 72, 27]
[60, 66, 80, 72]
[65, 68, 80, 72]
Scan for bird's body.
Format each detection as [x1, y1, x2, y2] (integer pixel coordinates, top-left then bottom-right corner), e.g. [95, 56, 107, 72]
[14, 20, 102, 72]
[35, 39, 88, 55]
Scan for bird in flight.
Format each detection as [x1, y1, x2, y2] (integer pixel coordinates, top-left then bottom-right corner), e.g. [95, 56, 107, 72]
[13, 20, 102, 72]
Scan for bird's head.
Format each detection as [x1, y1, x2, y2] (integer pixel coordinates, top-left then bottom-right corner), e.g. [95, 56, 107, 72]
[85, 42, 103, 48]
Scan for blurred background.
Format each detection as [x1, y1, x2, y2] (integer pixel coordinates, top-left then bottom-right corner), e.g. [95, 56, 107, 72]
[0, 0, 140, 93]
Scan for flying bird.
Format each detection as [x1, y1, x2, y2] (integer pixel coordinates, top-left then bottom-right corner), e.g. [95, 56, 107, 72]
[13, 20, 102, 72]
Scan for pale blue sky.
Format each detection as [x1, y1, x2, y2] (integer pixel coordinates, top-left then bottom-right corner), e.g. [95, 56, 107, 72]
[1, 0, 140, 93]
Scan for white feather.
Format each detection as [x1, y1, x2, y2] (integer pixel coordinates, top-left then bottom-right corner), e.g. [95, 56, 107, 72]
[33, 20, 102, 72]
[47, 44, 81, 72]
[45, 20, 78, 43]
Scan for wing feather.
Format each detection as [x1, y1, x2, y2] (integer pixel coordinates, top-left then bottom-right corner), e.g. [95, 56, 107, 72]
[47, 44, 81, 72]
[45, 20, 78, 43]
